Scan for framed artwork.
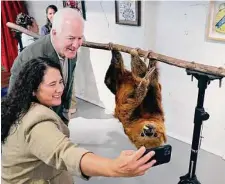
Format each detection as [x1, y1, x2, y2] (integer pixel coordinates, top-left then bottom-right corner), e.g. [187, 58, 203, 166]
[206, 1, 225, 42]
[115, 0, 141, 26]
[63, 0, 86, 20]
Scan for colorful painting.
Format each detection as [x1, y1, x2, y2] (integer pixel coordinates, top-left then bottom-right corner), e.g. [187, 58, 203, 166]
[207, 1, 225, 42]
[63, 0, 86, 20]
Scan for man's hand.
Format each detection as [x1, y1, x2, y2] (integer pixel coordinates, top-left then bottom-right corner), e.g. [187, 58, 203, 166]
[62, 108, 77, 120]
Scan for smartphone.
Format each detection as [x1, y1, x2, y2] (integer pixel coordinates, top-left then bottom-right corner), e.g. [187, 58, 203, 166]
[142, 144, 172, 167]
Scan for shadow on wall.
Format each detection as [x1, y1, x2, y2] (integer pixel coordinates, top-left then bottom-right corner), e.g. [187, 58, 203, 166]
[74, 38, 105, 108]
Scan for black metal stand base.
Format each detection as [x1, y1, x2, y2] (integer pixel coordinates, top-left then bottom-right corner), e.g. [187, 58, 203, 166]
[177, 69, 223, 184]
[178, 174, 200, 184]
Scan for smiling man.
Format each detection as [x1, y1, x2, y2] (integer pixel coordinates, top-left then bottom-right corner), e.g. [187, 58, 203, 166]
[8, 8, 84, 125]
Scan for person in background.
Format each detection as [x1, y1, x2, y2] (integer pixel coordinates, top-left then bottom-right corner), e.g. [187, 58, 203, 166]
[1, 57, 156, 184]
[41, 4, 58, 35]
[15, 12, 39, 52]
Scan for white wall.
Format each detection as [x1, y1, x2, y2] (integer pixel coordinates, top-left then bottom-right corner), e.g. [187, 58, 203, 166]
[83, 1, 225, 158]
[81, 1, 149, 112]
[26, 1, 225, 157]
[149, 1, 225, 158]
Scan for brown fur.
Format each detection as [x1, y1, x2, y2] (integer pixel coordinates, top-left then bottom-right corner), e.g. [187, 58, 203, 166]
[105, 50, 166, 149]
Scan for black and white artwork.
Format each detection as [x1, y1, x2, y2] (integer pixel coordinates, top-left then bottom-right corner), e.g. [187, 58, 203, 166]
[115, 0, 141, 26]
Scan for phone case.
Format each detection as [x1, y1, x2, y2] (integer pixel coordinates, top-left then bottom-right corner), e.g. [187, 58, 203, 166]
[143, 144, 172, 167]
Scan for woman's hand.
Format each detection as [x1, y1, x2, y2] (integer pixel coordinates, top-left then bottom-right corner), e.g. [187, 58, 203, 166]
[110, 146, 156, 177]
[79, 146, 155, 178]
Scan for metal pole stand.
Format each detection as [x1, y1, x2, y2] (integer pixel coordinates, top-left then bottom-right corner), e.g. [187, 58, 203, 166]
[178, 69, 223, 184]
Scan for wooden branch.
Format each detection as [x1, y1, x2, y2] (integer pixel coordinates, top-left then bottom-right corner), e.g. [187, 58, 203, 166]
[82, 41, 225, 78]
[6, 22, 225, 78]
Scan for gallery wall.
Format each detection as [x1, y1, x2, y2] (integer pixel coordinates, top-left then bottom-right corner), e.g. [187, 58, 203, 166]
[26, 1, 225, 158]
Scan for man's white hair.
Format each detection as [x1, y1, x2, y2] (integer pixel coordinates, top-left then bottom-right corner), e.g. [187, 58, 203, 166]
[52, 8, 84, 33]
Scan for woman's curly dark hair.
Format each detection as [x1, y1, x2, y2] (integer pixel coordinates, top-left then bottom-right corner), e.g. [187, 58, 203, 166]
[45, 5, 58, 34]
[16, 12, 34, 29]
[1, 57, 62, 144]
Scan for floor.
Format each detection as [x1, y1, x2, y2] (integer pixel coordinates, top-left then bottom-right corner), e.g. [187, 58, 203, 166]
[69, 98, 225, 184]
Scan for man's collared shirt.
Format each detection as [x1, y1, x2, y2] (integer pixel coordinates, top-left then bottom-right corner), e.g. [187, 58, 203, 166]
[50, 36, 68, 85]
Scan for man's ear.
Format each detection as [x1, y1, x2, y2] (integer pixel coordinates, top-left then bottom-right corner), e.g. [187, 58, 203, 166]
[51, 29, 57, 36]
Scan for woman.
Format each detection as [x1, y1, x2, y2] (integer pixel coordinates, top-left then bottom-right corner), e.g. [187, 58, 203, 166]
[41, 5, 58, 35]
[1, 57, 156, 184]
[15, 12, 39, 52]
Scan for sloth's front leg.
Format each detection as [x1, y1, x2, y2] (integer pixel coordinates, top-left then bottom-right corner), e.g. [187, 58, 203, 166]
[122, 69, 155, 121]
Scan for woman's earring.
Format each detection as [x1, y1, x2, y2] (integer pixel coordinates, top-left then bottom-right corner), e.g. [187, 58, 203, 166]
[32, 92, 35, 96]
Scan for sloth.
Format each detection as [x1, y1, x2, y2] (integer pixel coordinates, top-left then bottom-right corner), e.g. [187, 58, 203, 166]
[104, 49, 166, 149]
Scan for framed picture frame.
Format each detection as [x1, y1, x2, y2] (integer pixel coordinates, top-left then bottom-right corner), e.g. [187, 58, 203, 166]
[63, 0, 86, 20]
[206, 1, 225, 42]
[115, 0, 141, 26]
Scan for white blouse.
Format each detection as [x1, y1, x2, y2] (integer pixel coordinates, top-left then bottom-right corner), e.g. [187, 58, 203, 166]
[18, 33, 35, 52]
